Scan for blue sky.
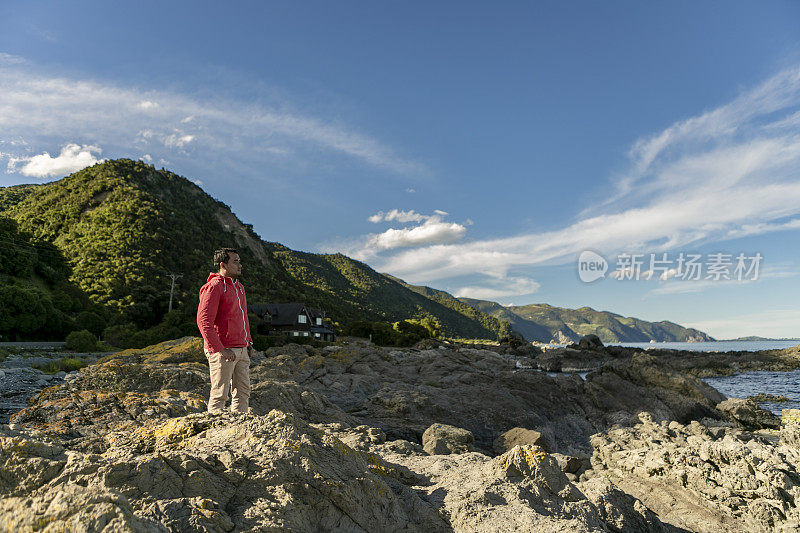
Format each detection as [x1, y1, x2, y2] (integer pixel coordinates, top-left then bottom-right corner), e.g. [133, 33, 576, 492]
[2, 1, 800, 338]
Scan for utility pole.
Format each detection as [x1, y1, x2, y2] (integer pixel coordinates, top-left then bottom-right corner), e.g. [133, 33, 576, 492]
[167, 273, 182, 312]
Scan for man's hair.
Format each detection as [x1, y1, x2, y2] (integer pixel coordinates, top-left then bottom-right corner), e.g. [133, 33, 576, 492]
[213, 248, 239, 269]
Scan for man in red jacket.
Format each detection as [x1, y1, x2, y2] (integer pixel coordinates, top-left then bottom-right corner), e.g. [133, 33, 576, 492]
[196, 248, 253, 413]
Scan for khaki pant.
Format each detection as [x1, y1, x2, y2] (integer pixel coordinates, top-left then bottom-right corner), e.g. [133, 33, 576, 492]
[206, 346, 250, 413]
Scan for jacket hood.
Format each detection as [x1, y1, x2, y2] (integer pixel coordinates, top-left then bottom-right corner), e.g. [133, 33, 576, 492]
[207, 272, 237, 283]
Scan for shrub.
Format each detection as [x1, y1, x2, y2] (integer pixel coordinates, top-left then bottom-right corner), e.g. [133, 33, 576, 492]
[65, 329, 98, 352]
[252, 334, 287, 351]
[102, 312, 198, 349]
[76, 311, 107, 337]
[344, 320, 431, 347]
[34, 356, 87, 374]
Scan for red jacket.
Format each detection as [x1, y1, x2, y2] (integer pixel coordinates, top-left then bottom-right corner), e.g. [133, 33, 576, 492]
[196, 272, 253, 354]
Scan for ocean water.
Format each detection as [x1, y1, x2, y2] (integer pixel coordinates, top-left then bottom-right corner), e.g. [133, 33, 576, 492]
[614, 340, 799, 352]
[619, 341, 800, 415]
[703, 370, 800, 415]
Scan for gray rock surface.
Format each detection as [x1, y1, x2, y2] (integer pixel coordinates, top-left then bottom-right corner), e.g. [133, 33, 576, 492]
[781, 409, 800, 448]
[716, 397, 781, 429]
[5, 337, 799, 531]
[0, 411, 449, 532]
[493, 427, 547, 454]
[578, 334, 604, 351]
[251, 345, 728, 455]
[422, 423, 475, 455]
[590, 412, 800, 532]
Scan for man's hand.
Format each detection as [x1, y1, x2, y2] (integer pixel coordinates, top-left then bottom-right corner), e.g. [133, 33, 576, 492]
[221, 348, 236, 362]
[247, 344, 253, 358]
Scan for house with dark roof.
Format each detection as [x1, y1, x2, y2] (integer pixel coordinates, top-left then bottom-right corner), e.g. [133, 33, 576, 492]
[248, 303, 335, 341]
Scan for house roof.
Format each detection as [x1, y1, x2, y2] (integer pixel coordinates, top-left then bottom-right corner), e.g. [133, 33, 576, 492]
[248, 302, 327, 326]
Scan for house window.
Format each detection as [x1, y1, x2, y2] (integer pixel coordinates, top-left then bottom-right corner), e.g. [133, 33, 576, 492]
[316, 317, 322, 325]
[298, 314, 307, 324]
[293, 331, 299, 337]
[314, 333, 321, 338]
[303, 331, 309, 337]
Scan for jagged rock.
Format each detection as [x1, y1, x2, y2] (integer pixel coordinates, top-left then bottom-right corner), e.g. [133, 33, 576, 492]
[579, 477, 672, 532]
[552, 453, 584, 474]
[0, 411, 450, 532]
[591, 416, 800, 532]
[380, 444, 671, 532]
[782, 409, 800, 448]
[493, 427, 547, 454]
[578, 334, 604, 351]
[249, 341, 727, 455]
[422, 423, 475, 455]
[10, 337, 792, 531]
[717, 398, 781, 429]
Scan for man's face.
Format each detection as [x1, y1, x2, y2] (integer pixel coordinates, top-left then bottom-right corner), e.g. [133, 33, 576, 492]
[221, 252, 242, 277]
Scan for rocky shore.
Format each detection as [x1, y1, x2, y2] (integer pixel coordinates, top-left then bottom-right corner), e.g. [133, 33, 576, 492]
[535, 335, 800, 377]
[2, 336, 799, 531]
[0, 347, 102, 424]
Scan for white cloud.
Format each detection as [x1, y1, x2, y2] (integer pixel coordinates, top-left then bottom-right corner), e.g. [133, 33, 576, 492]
[385, 209, 427, 223]
[343, 210, 470, 258]
[0, 57, 423, 179]
[163, 133, 195, 148]
[363, 65, 800, 284]
[192, 179, 204, 186]
[369, 208, 452, 224]
[368, 219, 466, 250]
[646, 264, 796, 296]
[9, 143, 104, 178]
[140, 154, 152, 163]
[726, 218, 800, 239]
[455, 275, 540, 300]
[0, 53, 25, 65]
[406, 188, 416, 193]
[685, 309, 800, 339]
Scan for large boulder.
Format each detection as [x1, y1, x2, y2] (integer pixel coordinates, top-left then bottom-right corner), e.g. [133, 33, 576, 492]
[716, 398, 780, 429]
[422, 423, 475, 455]
[493, 427, 547, 454]
[578, 334, 604, 351]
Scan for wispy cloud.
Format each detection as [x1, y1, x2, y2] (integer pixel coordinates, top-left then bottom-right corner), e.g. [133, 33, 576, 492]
[685, 309, 800, 339]
[352, 65, 800, 287]
[0, 57, 422, 181]
[454, 275, 540, 300]
[646, 263, 798, 296]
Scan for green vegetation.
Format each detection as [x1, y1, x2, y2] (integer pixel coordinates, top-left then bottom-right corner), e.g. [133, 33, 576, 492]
[460, 299, 714, 343]
[0, 159, 514, 344]
[0, 159, 711, 345]
[65, 329, 99, 352]
[0, 215, 90, 340]
[344, 319, 434, 347]
[33, 356, 87, 374]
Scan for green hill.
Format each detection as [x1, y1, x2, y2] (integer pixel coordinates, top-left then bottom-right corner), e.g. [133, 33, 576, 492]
[0, 214, 92, 340]
[459, 299, 714, 343]
[0, 159, 507, 340]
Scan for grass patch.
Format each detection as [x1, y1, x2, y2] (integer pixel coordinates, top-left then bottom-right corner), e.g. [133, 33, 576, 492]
[33, 357, 87, 374]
